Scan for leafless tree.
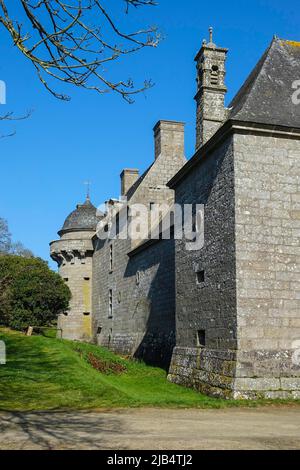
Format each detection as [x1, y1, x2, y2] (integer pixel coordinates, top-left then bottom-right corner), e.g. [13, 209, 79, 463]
[0, 218, 11, 253]
[0, 1, 160, 103]
[0, 217, 33, 257]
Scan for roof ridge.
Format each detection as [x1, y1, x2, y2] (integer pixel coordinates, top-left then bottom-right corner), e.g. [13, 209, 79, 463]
[279, 39, 300, 47]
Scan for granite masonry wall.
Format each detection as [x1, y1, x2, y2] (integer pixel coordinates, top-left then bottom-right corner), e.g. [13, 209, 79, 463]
[50, 230, 94, 341]
[168, 129, 300, 399]
[91, 120, 186, 369]
[92, 237, 175, 369]
[168, 135, 238, 398]
[233, 132, 300, 399]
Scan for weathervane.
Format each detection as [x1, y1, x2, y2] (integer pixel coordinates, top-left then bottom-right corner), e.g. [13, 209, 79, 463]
[83, 180, 91, 200]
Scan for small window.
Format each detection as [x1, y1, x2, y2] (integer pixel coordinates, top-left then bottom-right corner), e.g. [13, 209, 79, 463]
[197, 330, 206, 348]
[108, 289, 113, 318]
[83, 312, 90, 316]
[150, 202, 155, 211]
[84, 277, 90, 281]
[64, 278, 69, 282]
[211, 65, 219, 86]
[115, 212, 120, 236]
[97, 326, 102, 335]
[109, 244, 113, 272]
[196, 270, 205, 285]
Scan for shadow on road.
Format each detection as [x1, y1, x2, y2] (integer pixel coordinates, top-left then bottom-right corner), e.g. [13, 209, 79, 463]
[0, 411, 124, 450]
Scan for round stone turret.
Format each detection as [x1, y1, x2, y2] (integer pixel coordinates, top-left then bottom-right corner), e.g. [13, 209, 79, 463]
[50, 197, 102, 341]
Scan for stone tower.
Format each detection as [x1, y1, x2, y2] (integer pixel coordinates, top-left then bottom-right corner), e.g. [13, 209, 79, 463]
[195, 27, 228, 150]
[50, 196, 101, 341]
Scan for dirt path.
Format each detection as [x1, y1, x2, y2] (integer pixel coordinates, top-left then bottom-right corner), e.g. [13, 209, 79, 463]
[0, 407, 300, 450]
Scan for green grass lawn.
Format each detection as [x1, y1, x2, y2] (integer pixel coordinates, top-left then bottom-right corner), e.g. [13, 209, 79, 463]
[0, 327, 299, 412]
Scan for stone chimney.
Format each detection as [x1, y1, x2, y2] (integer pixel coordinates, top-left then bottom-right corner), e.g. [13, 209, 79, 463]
[154, 120, 185, 160]
[120, 169, 139, 196]
[195, 27, 228, 150]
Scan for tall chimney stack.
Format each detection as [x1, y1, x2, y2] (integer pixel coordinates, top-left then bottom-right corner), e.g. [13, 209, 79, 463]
[120, 169, 139, 196]
[194, 28, 228, 150]
[153, 120, 185, 161]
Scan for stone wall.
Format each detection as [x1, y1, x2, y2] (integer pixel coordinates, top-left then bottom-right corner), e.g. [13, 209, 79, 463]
[169, 347, 236, 398]
[91, 120, 186, 369]
[58, 255, 93, 341]
[233, 132, 300, 399]
[50, 230, 94, 341]
[92, 237, 176, 369]
[168, 135, 237, 396]
[168, 129, 300, 399]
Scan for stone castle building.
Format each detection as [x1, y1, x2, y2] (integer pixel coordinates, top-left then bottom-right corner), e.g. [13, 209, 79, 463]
[51, 31, 300, 399]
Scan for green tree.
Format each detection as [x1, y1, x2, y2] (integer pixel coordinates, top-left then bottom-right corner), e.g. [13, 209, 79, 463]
[0, 255, 71, 330]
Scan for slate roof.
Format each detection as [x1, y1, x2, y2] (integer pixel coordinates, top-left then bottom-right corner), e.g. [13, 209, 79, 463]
[229, 37, 300, 128]
[59, 197, 101, 235]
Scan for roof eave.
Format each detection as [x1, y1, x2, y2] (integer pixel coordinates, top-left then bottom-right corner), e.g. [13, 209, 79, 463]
[167, 119, 234, 189]
[58, 227, 96, 237]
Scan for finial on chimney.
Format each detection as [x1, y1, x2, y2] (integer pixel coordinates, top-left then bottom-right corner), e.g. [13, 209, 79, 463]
[209, 27, 213, 44]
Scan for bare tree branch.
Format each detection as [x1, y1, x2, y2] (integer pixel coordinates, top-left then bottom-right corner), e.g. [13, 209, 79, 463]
[0, 1, 160, 102]
[0, 110, 32, 138]
[0, 110, 32, 121]
[0, 216, 33, 256]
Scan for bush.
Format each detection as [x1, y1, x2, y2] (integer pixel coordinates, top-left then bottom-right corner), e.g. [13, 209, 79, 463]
[0, 255, 71, 330]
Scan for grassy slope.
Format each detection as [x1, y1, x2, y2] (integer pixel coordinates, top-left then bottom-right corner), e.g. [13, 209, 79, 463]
[0, 328, 298, 412]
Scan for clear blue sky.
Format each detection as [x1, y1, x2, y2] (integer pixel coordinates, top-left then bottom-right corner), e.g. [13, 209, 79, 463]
[0, 0, 299, 269]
